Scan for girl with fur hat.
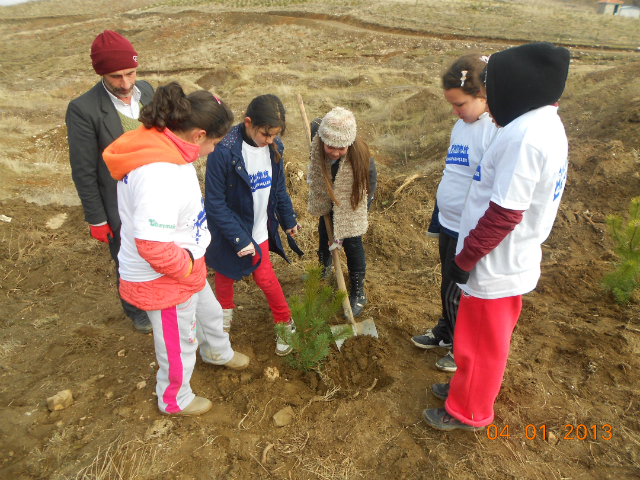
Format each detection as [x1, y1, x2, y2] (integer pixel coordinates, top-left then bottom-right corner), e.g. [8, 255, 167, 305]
[307, 107, 377, 317]
[204, 94, 303, 357]
[412, 55, 498, 374]
[422, 42, 570, 431]
[103, 82, 250, 417]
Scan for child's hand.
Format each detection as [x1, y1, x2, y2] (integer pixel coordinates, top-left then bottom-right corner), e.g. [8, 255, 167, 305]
[238, 244, 255, 257]
[329, 238, 343, 251]
[286, 224, 302, 238]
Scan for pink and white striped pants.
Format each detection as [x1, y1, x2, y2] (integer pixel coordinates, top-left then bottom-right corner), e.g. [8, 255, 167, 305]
[147, 281, 234, 414]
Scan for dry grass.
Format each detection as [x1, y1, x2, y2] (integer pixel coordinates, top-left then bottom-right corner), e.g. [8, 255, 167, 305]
[0, 114, 31, 135]
[0, 338, 25, 358]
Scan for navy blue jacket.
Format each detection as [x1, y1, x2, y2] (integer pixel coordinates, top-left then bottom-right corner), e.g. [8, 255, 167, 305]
[204, 124, 303, 280]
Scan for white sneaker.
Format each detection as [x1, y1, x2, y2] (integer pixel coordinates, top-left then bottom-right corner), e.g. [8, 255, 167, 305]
[222, 309, 233, 333]
[275, 320, 295, 357]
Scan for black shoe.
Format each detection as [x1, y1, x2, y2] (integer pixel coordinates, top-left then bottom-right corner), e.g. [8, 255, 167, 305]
[422, 407, 484, 432]
[133, 316, 152, 334]
[431, 382, 450, 401]
[411, 326, 452, 350]
[348, 271, 367, 318]
[435, 351, 457, 372]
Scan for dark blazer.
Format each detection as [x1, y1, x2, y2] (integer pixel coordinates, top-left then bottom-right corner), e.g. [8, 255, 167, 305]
[66, 80, 154, 232]
[204, 124, 303, 281]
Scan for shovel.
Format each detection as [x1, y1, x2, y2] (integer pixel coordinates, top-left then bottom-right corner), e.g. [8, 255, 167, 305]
[296, 94, 378, 351]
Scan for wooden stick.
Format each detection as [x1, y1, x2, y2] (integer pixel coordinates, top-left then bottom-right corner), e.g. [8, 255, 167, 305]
[296, 94, 357, 330]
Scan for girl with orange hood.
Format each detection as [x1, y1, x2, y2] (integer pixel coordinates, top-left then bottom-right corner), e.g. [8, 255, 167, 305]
[103, 82, 250, 417]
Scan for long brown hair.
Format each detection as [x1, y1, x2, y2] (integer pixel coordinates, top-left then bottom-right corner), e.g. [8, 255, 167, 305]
[320, 135, 370, 209]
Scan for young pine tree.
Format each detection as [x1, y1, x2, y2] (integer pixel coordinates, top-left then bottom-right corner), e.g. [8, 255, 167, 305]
[276, 265, 349, 371]
[603, 196, 640, 304]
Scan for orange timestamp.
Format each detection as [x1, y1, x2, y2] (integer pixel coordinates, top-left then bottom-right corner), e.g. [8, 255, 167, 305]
[486, 424, 612, 441]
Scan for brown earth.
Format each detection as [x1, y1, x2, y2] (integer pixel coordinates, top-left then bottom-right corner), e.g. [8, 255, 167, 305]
[1, 1, 640, 479]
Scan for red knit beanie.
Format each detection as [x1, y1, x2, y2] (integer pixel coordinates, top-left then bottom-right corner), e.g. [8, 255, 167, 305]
[90, 30, 138, 75]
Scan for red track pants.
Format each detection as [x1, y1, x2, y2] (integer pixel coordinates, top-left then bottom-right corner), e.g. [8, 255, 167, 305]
[445, 292, 522, 427]
[214, 240, 291, 324]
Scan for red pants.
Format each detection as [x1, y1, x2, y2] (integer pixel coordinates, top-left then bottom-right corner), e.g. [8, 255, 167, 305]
[214, 240, 291, 324]
[444, 293, 522, 427]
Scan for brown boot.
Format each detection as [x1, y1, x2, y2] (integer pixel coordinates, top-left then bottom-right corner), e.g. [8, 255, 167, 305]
[224, 351, 250, 370]
[161, 396, 212, 417]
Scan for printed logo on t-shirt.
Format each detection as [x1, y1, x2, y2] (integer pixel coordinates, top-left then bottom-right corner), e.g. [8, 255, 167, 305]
[446, 144, 470, 166]
[122, 174, 128, 184]
[473, 165, 481, 181]
[553, 163, 568, 201]
[249, 170, 272, 192]
[188, 198, 209, 244]
[148, 219, 175, 229]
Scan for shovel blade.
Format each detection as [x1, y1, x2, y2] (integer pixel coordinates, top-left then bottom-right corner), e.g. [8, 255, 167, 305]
[330, 318, 378, 351]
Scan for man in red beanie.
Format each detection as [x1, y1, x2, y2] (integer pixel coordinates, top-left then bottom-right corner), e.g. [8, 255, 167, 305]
[66, 30, 155, 334]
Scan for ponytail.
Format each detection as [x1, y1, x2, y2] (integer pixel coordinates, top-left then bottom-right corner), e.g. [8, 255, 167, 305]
[140, 81, 234, 139]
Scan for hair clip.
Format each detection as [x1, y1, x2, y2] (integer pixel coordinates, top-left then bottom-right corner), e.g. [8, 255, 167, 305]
[460, 70, 468, 87]
[480, 55, 491, 63]
[212, 93, 221, 105]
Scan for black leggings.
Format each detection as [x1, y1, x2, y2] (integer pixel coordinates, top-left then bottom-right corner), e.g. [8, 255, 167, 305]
[317, 214, 366, 274]
[431, 231, 461, 349]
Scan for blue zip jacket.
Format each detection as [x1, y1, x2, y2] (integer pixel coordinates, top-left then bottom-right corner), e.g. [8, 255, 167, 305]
[204, 124, 303, 280]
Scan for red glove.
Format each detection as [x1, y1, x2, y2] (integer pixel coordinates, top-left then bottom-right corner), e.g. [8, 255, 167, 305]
[90, 224, 113, 243]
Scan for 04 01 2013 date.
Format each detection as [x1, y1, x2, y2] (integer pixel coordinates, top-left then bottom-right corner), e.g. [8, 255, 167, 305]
[486, 424, 612, 441]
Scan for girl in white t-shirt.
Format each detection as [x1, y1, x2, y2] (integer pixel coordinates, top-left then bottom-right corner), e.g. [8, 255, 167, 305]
[422, 42, 570, 431]
[103, 82, 251, 417]
[412, 55, 497, 374]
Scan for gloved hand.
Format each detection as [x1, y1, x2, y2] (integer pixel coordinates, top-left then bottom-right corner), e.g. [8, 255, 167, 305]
[90, 223, 113, 243]
[329, 238, 343, 251]
[447, 258, 471, 285]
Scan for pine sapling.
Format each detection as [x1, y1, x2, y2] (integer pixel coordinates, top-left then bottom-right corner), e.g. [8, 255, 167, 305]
[603, 196, 640, 304]
[276, 265, 349, 371]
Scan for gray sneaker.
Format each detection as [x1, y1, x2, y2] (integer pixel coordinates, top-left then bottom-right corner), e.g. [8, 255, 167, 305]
[275, 320, 295, 357]
[411, 328, 452, 350]
[431, 382, 450, 400]
[422, 407, 484, 432]
[435, 351, 457, 372]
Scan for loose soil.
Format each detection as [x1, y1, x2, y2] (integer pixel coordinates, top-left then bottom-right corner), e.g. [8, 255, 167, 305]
[1, 1, 639, 479]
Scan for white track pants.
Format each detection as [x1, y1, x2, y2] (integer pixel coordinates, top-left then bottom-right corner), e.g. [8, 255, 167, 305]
[147, 281, 234, 414]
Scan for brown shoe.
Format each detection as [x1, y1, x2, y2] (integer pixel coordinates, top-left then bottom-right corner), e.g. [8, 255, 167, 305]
[161, 396, 212, 417]
[224, 351, 250, 370]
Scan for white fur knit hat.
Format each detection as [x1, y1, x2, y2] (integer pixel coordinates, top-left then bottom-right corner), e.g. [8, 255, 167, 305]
[318, 107, 357, 148]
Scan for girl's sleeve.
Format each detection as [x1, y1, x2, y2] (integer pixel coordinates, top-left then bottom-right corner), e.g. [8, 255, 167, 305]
[135, 239, 192, 278]
[274, 144, 298, 230]
[204, 148, 253, 251]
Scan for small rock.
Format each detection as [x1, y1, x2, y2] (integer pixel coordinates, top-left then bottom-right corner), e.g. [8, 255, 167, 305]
[150, 362, 156, 368]
[55, 421, 63, 428]
[117, 378, 123, 384]
[136, 381, 147, 390]
[586, 361, 597, 374]
[146, 418, 174, 439]
[117, 349, 126, 357]
[45, 213, 67, 230]
[119, 336, 125, 341]
[264, 366, 280, 382]
[0, 215, 12, 223]
[619, 362, 631, 373]
[547, 431, 559, 445]
[104, 391, 114, 400]
[240, 372, 252, 384]
[273, 406, 295, 427]
[237, 306, 244, 311]
[47, 390, 74, 412]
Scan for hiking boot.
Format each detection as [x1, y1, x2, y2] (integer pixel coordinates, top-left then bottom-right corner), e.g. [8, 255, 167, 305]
[133, 315, 153, 334]
[222, 309, 233, 333]
[224, 351, 250, 370]
[431, 382, 450, 401]
[161, 396, 212, 417]
[435, 351, 457, 372]
[422, 407, 484, 432]
[411, 326, 451, 350]
[319, 251, 333, 279]
[347, 271, 367, 318]
[275, 320, 295, 357]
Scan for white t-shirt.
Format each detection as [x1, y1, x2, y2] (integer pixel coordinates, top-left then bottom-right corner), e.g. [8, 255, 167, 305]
[436, 113, 497, 233]
[456, 106, 568, 299]
[117, 162, 211, 282]
[242, 142, 272, 245]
